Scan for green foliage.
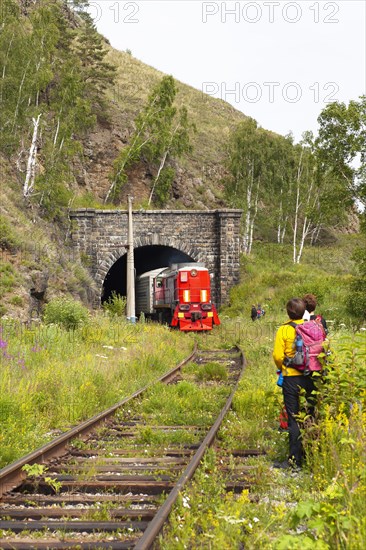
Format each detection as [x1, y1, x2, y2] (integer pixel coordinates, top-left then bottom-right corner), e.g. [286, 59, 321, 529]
[108, 75, 195, 204]
[289, 332, 366, 548]
[347, 276, 366, 322]
[22, 463, 46, 478]
[225, 111, 354, 258]
[102, 291, 127, 317]
[0, 0, 116, 218]
[222, 240, 358, 327]
[0, 262, 19, 298]
[75, 12, 116, 116]
[316, 96, 366, 208]
[154, 166, 175, 206]
[44, 476, 62, 494]
[43, 297, 90, 329]
[347, 242, 366, 322]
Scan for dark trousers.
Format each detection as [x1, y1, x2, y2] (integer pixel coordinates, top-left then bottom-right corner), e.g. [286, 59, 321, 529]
[282, 375, 316, 466]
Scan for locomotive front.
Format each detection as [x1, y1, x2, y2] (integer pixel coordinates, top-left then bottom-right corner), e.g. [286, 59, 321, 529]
[170, 266, 220, 331]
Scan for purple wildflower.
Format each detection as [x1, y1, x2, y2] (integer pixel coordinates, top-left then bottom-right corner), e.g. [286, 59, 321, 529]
[0, 339, 7, 349]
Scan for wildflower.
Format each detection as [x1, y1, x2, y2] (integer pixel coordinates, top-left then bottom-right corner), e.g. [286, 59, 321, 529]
[0, 339, 7, 349]
[182, 496, 190, 509]
[253, 517, 259, 523]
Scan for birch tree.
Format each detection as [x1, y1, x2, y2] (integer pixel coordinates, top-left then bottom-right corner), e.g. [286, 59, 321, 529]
[1, 0, 103, 217]
[225, 118, 269, 254]
[316, 96, 366, 208]
[23, 113, 41, 198]
[107, 76, 195, 205]
[290, 131, 351, 263]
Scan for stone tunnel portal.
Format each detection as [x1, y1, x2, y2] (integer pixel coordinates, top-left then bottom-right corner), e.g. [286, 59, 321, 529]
[101, 245, 194, 304]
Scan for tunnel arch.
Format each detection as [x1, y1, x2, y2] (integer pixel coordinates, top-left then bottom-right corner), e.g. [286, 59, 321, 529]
[101, 245, 197, 304]
[70, 208, 242, 307]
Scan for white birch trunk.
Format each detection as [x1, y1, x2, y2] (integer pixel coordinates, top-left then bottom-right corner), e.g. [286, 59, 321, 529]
[23, 114, 41, 198]
[310, 222, 322, 245]
[53, 118, 60, 147]
[277, 187, 283, 243]
[248, 176, 260, 254]
[148, 120, 181, 205]
[104, 133, 151, 203]
[281, 217, 288, 243]
[293, 149, 303, 263]
[296, 216, 311, 263]
[148, 149, 168, 205]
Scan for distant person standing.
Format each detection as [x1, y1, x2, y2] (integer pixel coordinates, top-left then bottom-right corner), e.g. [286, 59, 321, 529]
[302, 293, 328, 335]
[251, 305, 258, 321]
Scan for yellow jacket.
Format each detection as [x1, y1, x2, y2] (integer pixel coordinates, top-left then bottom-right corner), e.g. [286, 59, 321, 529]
[273, 319, 304, 377]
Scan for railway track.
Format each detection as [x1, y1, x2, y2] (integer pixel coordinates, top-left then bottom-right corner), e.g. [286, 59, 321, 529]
[0, 346, 248, 549]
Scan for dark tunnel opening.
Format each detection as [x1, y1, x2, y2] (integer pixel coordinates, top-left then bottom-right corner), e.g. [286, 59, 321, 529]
[101, 245, 194, 304]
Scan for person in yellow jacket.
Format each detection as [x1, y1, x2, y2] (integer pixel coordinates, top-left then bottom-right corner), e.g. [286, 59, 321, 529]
[273, 297, 316, 470]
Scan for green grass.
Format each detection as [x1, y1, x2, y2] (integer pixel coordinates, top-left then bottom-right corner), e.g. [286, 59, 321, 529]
[159, 318, 366, 549]
[0, 315, 193, 467]
[221, 236, 365, 328]
[138, 380, 229, 427]
[1, 237, 365, 547]
[196, 361, 228, 382]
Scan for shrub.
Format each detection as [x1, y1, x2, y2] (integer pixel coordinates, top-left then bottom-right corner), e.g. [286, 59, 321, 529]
[347, 276, 366, 322]
[0, 263, 17, 297]
[103, 291, 126, 317]
[0, 215, 21, 251]
[44, 297, 89, 330]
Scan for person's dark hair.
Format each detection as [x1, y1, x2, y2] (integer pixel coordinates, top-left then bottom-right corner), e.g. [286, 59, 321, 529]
[286, 298, 306, 320]
[303, 293, 317, 313]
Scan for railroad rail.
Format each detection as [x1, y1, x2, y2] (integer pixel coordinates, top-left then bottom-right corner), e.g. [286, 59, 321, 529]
[0, 346, 246, 549]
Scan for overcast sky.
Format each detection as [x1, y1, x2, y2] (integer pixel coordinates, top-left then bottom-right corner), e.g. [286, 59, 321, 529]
[91, 0, 366, 142]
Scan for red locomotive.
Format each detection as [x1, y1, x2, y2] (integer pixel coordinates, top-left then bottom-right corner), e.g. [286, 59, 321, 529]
[136, 263, 220, 331]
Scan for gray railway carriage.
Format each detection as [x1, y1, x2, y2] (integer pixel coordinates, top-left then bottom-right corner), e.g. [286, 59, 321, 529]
[135, 267, 168, 316]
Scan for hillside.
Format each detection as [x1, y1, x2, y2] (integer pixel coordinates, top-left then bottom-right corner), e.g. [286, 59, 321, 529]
[0, 0, 363, 322]
[73, 47, 248, 209]
[0, 0, 248, 319]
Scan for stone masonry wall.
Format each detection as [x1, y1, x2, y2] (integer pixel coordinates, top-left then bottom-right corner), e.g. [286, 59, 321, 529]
[69, 209, 242, 307]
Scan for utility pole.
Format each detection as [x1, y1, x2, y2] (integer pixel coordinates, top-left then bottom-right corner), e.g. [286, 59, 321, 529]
[126, 195, 136, 323]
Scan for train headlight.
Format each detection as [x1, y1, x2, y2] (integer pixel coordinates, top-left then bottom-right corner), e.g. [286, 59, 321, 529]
[179, 304, 190, 311]
[201, 303, 212, 311]
[190, 269, 198, 277]
[200, 290, 208, 303]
